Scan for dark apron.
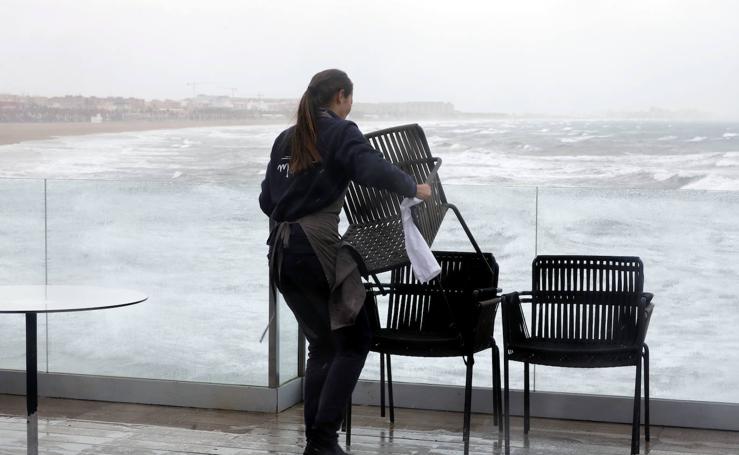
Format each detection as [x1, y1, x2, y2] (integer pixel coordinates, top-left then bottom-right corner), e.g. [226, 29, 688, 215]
[268, 194, 365, 330]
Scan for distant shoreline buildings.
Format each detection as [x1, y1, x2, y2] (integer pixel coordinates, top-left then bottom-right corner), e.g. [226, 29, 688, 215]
[0, 93, 713, 123]
[0, 94, 459, 123]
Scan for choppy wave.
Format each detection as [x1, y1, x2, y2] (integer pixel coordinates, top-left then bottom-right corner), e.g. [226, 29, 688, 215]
[560, 135, 597, 143]
[682, 175, 739, 191]
[1, 119, 738, 192]
[450, 128, 480, 134]
[717, 152, 739, 167]
[517, 144, 541, 152]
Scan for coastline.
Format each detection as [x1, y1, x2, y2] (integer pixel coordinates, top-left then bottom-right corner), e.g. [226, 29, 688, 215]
[0, 118, 290, 146]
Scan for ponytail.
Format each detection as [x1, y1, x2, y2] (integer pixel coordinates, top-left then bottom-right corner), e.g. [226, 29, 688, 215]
[290, 69, 353, 174]
[290, 90, 321, 174]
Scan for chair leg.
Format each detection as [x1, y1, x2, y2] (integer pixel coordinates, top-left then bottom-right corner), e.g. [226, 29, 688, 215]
[345, 397, 352, 448]
[504, 354, 510, 455]
[524, 362, 530, 434]
[464, 354, 474, 444]
[632, 357, 642, 454]
[492, 344, 500, 427]
[341, 401, 347, 432]
[644, 344, 650, 442]
[341, 397, 352, 447]
[495, 346, 503, 430]
[380, 353, 386, 418]
[387, 354, 395, 423]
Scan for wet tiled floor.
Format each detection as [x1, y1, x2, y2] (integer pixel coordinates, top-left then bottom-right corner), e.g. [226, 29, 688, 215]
[1, 394, 737, 454]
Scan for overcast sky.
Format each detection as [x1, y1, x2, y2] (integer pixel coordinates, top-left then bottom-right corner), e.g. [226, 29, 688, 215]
[1, 0, 738, 117]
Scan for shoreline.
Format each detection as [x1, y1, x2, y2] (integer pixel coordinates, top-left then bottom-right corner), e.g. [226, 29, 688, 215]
[0, 118, 290, 146]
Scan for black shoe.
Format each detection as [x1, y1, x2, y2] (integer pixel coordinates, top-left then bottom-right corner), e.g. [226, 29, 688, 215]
[303, 440, 348, 455]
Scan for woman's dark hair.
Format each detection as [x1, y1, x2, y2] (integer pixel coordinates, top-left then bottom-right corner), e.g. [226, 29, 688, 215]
[290, 69, 353, 174]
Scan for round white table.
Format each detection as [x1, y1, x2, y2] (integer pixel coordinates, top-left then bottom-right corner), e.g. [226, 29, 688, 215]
[0, 285, 147, 455]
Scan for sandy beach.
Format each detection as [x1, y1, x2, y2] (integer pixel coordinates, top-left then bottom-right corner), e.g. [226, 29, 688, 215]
[0, 118, 289, 146]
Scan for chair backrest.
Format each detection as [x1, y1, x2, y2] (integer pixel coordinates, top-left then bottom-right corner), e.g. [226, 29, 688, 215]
[377, 251, 498, 336]
[342, 124, 448, 275]
[530, 255, 644, 344]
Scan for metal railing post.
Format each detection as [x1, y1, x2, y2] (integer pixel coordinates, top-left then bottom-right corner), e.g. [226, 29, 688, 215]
[268, 278, 279, 389]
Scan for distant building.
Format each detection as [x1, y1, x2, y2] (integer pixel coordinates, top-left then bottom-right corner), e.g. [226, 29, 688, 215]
[0, 93, 460, 123]
[352, 101, 456, 119]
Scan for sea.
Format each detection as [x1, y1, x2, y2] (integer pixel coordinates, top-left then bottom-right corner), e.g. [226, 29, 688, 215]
[0, 118, 737, 403]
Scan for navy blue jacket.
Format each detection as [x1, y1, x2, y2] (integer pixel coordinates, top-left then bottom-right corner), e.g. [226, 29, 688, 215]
[259, 110, 416, 221]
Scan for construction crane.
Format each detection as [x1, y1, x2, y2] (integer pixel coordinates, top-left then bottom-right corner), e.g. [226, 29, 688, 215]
[186, 82, 211, 97]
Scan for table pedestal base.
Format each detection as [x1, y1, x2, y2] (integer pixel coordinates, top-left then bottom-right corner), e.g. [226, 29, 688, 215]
[26, 313, 38, 455]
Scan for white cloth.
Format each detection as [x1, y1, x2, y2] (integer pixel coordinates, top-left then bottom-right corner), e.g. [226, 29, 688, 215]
[400, 197, 441, 283]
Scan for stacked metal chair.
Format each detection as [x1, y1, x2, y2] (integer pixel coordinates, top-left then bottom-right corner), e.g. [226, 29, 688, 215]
[340, 124, 502, 450]
[499, 255, 654, 455]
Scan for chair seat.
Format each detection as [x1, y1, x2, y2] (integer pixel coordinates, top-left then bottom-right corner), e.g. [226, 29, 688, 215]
[507, 340, 641, 367]
[372, 329, 465, 357]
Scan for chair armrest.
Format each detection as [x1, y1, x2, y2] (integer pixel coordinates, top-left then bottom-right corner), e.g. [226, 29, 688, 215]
[477, 295, 502, 310]
[364, 282, 393, 290]
[637, 293, 655, 344]
[500, 291, 532, 345]
[472, 287, 502, 300]
[364, 281, 394, 296]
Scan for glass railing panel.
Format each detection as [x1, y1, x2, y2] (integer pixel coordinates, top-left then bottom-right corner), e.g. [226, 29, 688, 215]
[0, 178, 48, 371]
[44, 179, 269, 385]
[535, 187, 739, 402]
[359, 184, 537, 389]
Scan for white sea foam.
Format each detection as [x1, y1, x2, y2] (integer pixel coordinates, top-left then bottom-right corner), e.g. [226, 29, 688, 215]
[425, 135, 446, 146]
[478, 128, 507, 135]
[560, 135, 597, 143]
[1, 119, 738, 192]
[653, 171, 677, 181]
[682, 175, 739, 191]
[723, 132, 738, 138]
[450, 128, 480, 134]
[644, 152, 722, 164]
[687, 136, 707, 142]
[518, 144, 541, 152]
[716, 152, 739, 167]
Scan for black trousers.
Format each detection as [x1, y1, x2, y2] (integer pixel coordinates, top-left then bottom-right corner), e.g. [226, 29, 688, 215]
[275, 226, 371, 446]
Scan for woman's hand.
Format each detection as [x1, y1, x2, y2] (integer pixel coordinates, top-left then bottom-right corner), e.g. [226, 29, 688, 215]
[415, 184, 432, 201]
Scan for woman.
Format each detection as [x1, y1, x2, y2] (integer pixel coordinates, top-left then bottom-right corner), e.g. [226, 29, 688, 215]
[259, 69, 431, 455]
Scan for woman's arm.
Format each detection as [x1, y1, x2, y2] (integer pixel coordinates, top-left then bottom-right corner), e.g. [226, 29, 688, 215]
[335, 123, 420, 198]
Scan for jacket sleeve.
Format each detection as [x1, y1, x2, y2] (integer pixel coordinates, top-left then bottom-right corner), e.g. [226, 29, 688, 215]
[334, 123, 417, 197]
[259, 171, 272, 216]
[259, 132, 287, 216]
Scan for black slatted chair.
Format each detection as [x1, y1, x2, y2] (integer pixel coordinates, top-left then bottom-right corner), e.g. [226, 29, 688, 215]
[361, 250, 501, 448]
[342, 124, 485, 275]
[500, 256, 654, 455]
[339, 124, 502, 450]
